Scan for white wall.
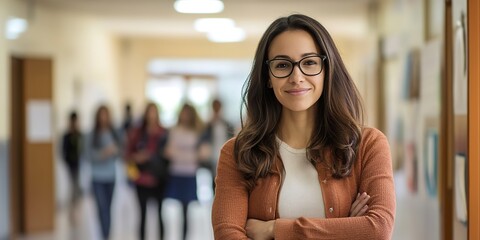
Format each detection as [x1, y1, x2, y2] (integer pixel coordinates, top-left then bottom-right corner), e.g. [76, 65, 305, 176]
[0, 0, 9, 140]
[0, 0, 11, 237]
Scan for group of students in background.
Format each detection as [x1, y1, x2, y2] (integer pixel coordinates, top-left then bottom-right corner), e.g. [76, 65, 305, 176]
[61, 99, 234, 240]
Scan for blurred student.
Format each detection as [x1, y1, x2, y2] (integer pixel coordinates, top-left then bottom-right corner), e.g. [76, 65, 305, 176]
[121, 102, 137, 187]
[122, 103, 134, 132]
[84, 105, 121, 240]
[198, 99, 235, 189]
[164, 103, 203, 240]
[125, 103, 169, 240]
[61, 111, 83, 224]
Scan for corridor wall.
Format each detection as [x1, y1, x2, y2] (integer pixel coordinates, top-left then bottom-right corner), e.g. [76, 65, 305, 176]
[377, 0, 443, 239]
[0, 0, 11, 238]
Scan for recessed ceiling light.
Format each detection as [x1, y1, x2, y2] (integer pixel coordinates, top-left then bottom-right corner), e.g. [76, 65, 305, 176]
[174, 0, 224, 14]
[194, 18, 235, 32]
[5, 17, 28, 40]
[207, 27, 246, 43]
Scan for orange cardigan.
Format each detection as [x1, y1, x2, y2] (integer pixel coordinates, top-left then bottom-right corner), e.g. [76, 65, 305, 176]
[212, 127, 395, 239]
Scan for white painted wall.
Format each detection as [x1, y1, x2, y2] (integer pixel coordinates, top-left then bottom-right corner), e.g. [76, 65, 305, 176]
[0, 0, 11, 237]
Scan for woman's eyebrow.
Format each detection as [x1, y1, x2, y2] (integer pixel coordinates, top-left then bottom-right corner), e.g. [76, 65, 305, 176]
[301, 52, 319, 57]
[271, 55, 290, 59]
[271, 52, 319, 59]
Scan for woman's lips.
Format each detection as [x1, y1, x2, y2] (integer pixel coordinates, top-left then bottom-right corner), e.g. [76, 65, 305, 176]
[285, 88, 310, 95]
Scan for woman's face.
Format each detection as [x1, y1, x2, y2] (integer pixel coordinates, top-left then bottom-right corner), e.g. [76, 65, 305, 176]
[146, 105, 158, 124]
[98, 108, 110, 128]
[179, 107, 192, 126]
[267, 29, 325, 114]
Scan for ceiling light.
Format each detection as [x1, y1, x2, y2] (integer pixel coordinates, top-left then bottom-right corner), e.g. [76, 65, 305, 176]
[194, 18, 235, 32]
[5, 17, 28, 40]
[174, 0, 224, 14]
[207, 27, 246, 43]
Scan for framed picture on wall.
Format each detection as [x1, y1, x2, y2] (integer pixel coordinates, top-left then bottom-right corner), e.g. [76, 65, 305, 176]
[454, 153, 468, 224]
[425, 0, 444, 40]
[423, 127, 438, 197]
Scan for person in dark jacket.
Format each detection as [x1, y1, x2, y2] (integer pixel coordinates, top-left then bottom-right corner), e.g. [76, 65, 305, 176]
[198, 99, 235, 191]
[61, 111, 83, 225]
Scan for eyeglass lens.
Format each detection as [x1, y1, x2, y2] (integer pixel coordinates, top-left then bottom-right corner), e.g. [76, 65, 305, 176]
[268, 56, 324, 78]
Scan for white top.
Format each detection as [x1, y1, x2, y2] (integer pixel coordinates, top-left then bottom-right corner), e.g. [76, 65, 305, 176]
[167, 126, 199, 176]
[277, 137, 326, 219]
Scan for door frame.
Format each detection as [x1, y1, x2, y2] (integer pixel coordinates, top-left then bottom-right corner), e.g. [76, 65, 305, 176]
[468, 0, 480, 239]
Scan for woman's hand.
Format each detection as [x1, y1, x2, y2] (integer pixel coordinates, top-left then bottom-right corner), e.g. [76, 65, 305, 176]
[102, 144, 118, 159]
[350, 192, 370, 217]
[134, 150, 150, 164]
[246, 219, 275, 240]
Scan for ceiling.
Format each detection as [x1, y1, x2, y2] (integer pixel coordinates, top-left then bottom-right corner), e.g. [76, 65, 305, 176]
[33, 0, 374, 39]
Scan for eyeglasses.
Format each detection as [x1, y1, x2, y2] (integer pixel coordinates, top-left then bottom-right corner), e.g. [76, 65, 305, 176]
[266, 55, 327, 78]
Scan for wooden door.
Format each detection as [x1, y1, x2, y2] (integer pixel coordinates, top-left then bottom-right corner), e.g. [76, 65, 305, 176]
[9, 57, 55, 235]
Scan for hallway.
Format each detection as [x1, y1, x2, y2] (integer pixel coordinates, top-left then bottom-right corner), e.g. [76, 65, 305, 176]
[2, 0, 480, 239]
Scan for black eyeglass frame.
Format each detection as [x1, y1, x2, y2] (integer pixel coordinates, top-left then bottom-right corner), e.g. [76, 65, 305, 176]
[265, 55, 327, 78]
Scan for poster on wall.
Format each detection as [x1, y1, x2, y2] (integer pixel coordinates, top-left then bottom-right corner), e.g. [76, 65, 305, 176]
[27, 100, 52, 143]
[423, 127, 438, 197]
[454, 153, 468, 224]
[453, 12, 467, 115]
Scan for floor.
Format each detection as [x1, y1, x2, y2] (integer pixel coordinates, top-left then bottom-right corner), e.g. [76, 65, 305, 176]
[17, 160, 441, 240]
[18, 160, 214, 240]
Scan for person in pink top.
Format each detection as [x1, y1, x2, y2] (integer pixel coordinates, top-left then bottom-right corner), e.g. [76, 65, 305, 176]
[164, 103, 204, 240]
[125, 103, 169, 240]
[212, 14, 395, 240]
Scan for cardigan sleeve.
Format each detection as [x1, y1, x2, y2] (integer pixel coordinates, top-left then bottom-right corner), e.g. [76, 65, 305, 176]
[211, 138, 250, 240]
[274, 128, 396, 240]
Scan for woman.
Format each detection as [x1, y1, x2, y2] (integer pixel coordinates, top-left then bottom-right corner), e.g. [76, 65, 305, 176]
[125, 103, 168, 240]
[164, 103, 203, 240]
[84, 105, 121, 240]
[212, 14, 395, 240]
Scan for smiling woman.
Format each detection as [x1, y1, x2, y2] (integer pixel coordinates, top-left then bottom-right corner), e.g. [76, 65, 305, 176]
[211, 14, 395, 240]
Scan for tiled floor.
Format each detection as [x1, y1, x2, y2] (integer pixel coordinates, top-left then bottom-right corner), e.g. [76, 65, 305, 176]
[19, 160, 214, 240]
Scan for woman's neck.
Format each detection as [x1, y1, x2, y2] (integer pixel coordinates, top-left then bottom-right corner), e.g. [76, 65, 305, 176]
[277, 108, 316, 149]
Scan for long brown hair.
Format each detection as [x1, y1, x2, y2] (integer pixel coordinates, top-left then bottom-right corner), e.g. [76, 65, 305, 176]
[177, 103, 204, 133]
[92, 105, 120, 148]
[234, 14, 364, 189]
[140, 102, 162, 133]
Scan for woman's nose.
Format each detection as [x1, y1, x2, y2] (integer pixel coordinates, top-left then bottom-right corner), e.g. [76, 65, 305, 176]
[288, 65, 305, 84]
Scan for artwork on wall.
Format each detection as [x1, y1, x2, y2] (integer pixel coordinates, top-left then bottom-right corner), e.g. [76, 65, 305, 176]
[454, 153, 468, 224]
[401, 49, 420, 100]
[405, 141, 417, 193]
[423, 127, 438, 197]
[453, 11, 467, 115]
[425, 0, 444, 40]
